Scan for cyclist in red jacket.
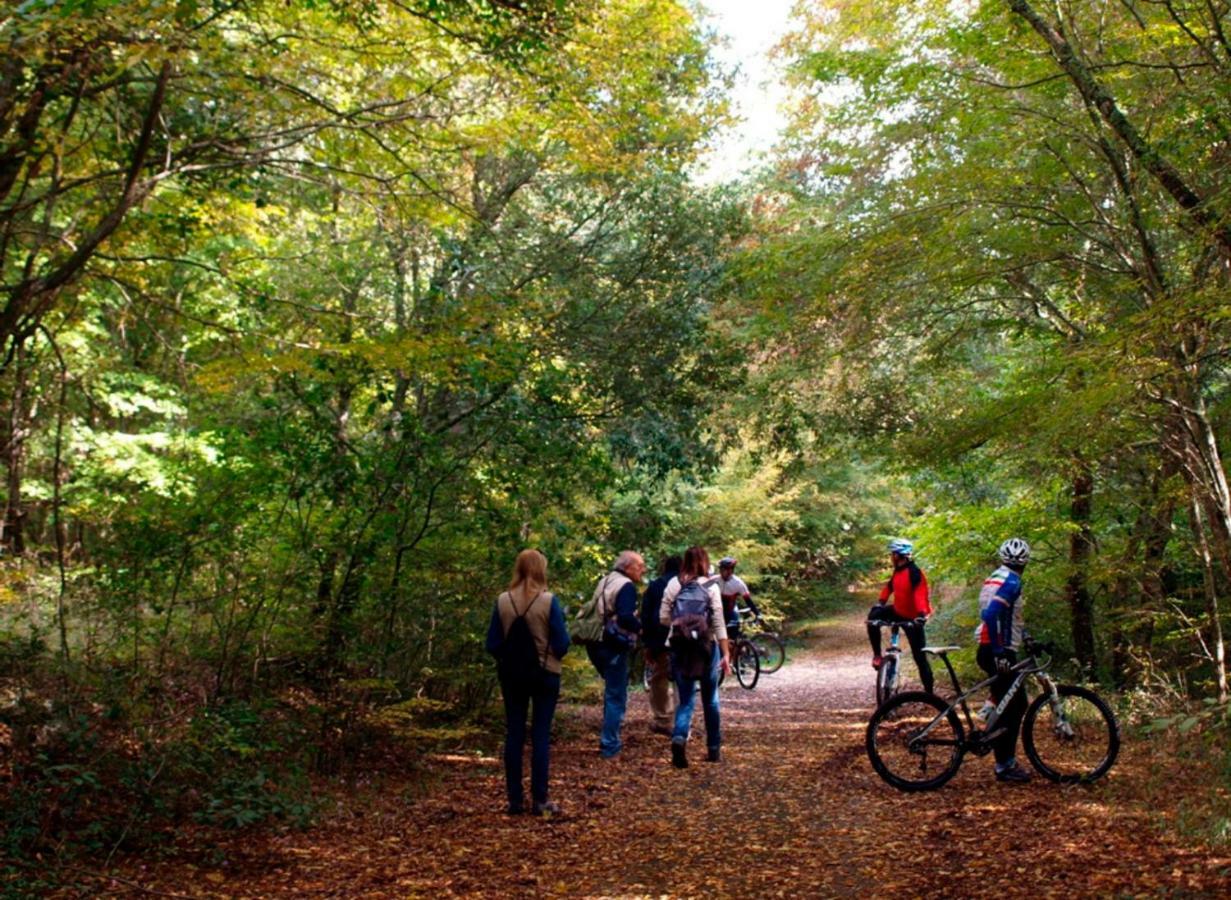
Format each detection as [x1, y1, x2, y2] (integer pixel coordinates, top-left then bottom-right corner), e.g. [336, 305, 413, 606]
[865, 538, 934, 694]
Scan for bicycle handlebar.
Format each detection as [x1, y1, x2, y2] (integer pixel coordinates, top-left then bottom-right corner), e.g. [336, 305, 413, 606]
[1023, 637, 1058, 656]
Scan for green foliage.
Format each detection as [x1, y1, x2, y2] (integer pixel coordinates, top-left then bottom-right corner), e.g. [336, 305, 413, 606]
[737, 0, 1231, 690]
[184, 703, 318, 829]
[0, 0, 753, 873]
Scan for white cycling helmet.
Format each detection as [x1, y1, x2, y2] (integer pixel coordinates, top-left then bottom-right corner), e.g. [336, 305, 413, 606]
[887, 538, 914, 558]
[998, 537, 1031, 565]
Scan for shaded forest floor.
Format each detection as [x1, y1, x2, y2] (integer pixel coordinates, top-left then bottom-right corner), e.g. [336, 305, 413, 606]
[74, 615, 1231, 897]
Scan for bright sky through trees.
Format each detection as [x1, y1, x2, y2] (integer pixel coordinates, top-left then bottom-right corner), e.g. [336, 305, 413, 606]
[693, 0, 795, 183]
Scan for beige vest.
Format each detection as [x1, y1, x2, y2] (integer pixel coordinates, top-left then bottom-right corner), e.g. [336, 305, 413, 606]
[497, 589, 561, 675]
[591, 571, 633, 620]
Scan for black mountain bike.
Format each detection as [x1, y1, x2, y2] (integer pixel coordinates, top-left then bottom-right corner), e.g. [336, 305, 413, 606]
[866, 639, 1119, 791]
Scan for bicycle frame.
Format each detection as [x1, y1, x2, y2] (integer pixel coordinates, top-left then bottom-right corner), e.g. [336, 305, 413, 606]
[915, 651, 1063, 751]
[884, 627, 902, 689]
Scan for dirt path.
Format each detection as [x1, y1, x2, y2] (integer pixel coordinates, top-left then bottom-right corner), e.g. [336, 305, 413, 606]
[100, 615, 1230, 897]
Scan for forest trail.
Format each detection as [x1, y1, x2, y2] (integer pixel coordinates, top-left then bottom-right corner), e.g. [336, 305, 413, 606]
[98, 613, 1229, 898]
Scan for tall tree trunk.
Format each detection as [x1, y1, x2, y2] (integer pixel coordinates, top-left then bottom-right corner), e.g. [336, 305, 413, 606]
[1169, 382, 1231, 588]
[1110, 462, 1176, 687]
[1066, 460, 1096, 671]
[1191, 495, 1229, 703]
[1, 338, 28, 555]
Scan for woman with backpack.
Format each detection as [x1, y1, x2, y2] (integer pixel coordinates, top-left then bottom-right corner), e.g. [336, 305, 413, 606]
[658, 545, 731, 768]
[485, 549, 571, 815]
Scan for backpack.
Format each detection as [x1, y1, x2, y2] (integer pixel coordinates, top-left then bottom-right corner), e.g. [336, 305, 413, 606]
[570, 572, 623, 646]
[497, 593, 547, 686]
[669, 578, 713, 679]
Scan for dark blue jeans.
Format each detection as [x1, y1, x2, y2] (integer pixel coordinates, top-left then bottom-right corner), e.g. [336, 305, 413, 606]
[672, 642, 721, 750]
[500, 672, 561, 809]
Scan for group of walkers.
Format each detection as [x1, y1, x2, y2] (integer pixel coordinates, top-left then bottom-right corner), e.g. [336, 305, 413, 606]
[484, 532, 1036, 815]
[484, 545, 754, 815]
[864, 535, 1035, 784]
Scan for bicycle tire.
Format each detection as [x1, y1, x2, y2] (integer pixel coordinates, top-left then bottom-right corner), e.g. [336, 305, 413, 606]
[752, 632, 786, 674]
[866, 691, 965, 792]
[1022, 684, 1119, 784]
[876, 655, 899, 707]
[735, 640, 760, 689]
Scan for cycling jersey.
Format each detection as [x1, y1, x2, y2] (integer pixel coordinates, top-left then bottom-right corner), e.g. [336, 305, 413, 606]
[718, 574, 750, 622]
[878, 562, 931, 620]
[974, 565, 1024, 650]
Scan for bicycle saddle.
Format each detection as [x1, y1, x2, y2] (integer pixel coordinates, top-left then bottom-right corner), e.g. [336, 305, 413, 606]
[922, 645, 960, 655]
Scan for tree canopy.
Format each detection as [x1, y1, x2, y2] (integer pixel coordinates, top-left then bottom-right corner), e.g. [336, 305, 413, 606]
[3, 0, 1231, 881]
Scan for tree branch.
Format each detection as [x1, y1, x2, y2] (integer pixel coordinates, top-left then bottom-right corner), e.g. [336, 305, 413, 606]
[1007, 0, 1231, 257]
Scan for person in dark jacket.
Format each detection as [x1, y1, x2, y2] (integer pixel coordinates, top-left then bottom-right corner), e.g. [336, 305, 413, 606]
[641, 554, 681, 736]
[586, 550, 645, 758]
[485, 549, 570, 815]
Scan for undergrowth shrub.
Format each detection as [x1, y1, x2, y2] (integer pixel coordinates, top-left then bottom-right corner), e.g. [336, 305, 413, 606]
[180, 701, 319, 829]
[0, 692, 322, 893]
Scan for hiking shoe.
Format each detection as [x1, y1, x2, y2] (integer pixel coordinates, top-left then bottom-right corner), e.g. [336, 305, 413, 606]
[650, 724, 673, 736]
[671, 741, 688, 769]
[531, 800, 560, 817]
[507, 803, 526, 815]
[871, 655, 883, 670]
[706, 746, 721, 763]
[995, 763, 1032, 784]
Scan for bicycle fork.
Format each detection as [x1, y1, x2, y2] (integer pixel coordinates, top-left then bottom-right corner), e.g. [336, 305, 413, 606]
[1036, 673, 1075, 738]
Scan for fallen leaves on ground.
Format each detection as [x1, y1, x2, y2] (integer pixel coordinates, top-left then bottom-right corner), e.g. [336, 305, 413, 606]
[75, 617, 1231, 897]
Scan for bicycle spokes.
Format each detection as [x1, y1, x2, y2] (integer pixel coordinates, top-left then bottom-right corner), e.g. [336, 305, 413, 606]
[1022, 685, 1119, 784]
[867, 695, 964, 791]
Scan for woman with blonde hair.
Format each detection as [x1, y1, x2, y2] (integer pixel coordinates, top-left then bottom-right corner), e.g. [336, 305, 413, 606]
[485, 548, 570, 815]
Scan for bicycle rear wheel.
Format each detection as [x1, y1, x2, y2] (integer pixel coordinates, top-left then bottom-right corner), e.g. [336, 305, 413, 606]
[876, 655, 899, 707]
[735, 640, 760, 690]
[752, 632, 786, 673]
[866, 691, 965, 792]
[1022, 685, 1119, 784]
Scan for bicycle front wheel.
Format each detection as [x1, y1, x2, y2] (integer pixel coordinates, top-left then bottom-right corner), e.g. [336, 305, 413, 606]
[1022, 685, 1119, 784]
[867, 691, 965, 792]
[735, 640, 760, 690]
[876, 656, 899, 707]
[752, 632, 786, 673]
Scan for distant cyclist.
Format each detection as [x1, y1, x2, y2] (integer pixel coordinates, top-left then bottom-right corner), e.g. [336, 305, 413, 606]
[717, 557, 760, 641]
[974, 537, 1033, 784]
[865, 538, 933, 694]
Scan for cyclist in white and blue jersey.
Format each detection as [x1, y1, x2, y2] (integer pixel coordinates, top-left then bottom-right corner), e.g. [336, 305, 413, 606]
[974, 537, 1032, 784]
